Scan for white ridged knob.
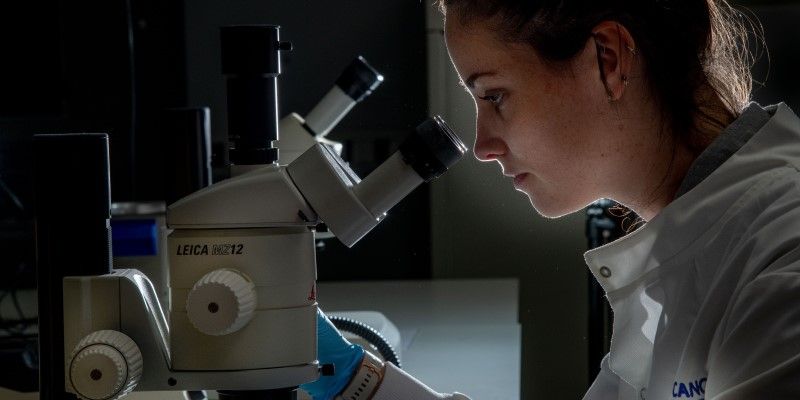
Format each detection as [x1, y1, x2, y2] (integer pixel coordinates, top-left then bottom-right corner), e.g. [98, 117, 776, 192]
[186, 269, 257, 336]
[69, 330, 143, 400]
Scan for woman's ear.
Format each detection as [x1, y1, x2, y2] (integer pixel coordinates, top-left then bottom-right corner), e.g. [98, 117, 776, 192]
[591, 21, 637, 102]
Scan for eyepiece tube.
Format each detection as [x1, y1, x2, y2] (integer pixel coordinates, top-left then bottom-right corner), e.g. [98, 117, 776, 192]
[304, 56, 384, 138]
[288, 116, 465, 247]
[354, 116, 466, 217]
[352, 152, 424, 217]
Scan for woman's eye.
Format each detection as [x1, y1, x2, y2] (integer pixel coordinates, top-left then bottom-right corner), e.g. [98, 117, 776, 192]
[479, 92, 504, 106]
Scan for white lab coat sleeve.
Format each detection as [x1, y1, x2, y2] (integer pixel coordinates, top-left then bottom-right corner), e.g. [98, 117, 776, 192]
[370, 362, 471, 400]
[705, 271, 800, 399]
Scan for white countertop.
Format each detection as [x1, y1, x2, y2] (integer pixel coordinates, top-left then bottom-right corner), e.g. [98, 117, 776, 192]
[318, 279, 521, 399]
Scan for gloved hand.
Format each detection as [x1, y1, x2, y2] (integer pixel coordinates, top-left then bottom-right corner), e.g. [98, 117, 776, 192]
[300, 308, 365, 400]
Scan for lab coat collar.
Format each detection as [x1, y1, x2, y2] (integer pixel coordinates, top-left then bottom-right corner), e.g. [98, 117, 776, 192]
[582, 103, 800, 390]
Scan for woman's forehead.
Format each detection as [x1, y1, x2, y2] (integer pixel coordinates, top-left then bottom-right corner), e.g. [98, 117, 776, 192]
[445, 18, 544, 79]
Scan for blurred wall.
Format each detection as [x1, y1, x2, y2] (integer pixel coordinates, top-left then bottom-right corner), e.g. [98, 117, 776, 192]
[746, 2, 800, 112]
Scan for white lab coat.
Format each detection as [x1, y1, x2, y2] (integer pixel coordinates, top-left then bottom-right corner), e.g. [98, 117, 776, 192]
[583, 103, 800, 399]
[371, 103, 800, 400]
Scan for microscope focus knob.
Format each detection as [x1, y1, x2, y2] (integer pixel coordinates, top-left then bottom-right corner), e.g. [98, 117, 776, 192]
[186, 269, 257, 336]
[69, 330, 143, 400]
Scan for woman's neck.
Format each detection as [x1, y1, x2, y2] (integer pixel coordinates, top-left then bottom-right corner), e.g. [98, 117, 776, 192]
[632, 95, 737, 221]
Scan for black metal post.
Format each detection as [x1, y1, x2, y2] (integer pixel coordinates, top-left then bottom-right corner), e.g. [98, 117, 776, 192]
[162, 107, 212, 205]
[34, 133, 112, 400]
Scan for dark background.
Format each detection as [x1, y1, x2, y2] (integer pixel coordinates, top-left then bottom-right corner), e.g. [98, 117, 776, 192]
[1, 1, 799, 398]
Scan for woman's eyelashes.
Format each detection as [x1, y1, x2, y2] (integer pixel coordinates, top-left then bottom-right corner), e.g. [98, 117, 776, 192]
[479, 91, 505, 107]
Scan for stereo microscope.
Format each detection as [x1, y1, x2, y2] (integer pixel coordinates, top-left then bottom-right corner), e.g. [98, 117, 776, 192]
[110, 55, 384, 309]
[38, 25, 466, 400]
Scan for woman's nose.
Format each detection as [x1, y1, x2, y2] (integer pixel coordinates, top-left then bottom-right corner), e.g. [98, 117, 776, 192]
[473, 117, 506, 162]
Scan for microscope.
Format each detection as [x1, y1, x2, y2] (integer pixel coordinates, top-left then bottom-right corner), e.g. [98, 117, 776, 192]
[37, 25, 466, 400]
[110, 55, 384, 309]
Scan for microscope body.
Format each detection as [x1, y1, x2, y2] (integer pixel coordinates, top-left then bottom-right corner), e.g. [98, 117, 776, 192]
[166, 164, 318, 373]
[61, 161, 329, 398]
[278, 113, 343, 164]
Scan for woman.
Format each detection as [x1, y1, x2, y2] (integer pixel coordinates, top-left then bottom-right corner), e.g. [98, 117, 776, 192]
[302, 1, 800, 399]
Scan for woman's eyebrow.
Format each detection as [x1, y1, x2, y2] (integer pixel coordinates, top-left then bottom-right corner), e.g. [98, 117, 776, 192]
[464, 71, 498, 89]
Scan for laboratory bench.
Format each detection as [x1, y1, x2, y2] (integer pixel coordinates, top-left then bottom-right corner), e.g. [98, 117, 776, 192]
[0, 278, 520, 400]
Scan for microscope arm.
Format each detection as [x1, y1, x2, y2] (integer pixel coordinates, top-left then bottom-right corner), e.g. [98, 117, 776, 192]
[63, 269, 318, 398]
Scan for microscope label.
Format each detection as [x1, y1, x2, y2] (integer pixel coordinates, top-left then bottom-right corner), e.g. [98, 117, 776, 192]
[212, 244, 245, 255]
[177, 244, 208, 255]
[176, 244, 244, 256]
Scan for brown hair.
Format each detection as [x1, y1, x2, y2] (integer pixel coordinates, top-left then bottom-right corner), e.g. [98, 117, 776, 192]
[439, 0, 762, 154]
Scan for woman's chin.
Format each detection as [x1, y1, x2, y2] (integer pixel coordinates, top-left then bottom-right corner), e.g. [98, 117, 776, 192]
[525, 191, 584, 219]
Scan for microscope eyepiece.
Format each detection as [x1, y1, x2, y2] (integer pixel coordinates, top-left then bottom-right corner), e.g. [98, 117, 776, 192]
[301, 56, 385, 139]
[335, 56, 384, 102]
[399, 116, 467, 182]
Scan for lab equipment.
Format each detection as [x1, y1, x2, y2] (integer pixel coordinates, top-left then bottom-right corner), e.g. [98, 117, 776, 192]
[41, 24, 466, 400]
[111, 201, 169, 305]
[328, 312, 401, 367]
[277, 56, 383, 165]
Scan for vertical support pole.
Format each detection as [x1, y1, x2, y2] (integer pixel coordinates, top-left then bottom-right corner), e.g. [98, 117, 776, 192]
[34, 133, 112, 400]
[162, 107, 212, 205]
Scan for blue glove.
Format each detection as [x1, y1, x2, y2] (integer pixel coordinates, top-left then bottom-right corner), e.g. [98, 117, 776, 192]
[300, 309, 365, 400]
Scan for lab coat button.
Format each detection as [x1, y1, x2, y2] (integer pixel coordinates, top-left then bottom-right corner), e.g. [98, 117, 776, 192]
[599, 266, 612, 278]
[640, 388, 646, 399]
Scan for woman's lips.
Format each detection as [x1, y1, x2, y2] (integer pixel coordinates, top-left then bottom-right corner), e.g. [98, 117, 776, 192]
[513, 173, 529, 188]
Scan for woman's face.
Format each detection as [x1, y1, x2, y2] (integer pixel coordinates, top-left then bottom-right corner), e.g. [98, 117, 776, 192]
[445, 16, 639, 218]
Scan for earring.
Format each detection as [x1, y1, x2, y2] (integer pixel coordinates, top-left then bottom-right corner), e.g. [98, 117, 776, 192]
[622, 75, 630, 86]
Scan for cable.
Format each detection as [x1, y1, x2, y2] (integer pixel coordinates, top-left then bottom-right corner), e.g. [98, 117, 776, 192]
[0, 175, 24, 213]
[329, 316, 401, 368]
